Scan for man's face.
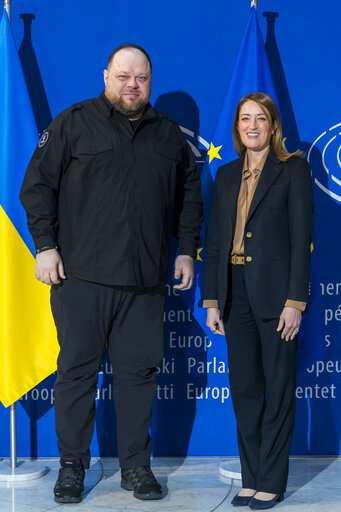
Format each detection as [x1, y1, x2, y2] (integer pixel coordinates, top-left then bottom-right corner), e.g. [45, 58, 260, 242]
[104, 49, 151, 120]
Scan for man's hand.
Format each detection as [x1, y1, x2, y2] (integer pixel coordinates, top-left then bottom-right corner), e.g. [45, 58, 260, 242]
[276, 306, 302, 341]
[173, 255, 194, 290]
[206, 307, 225, 335]
[35, 248, 66, 285]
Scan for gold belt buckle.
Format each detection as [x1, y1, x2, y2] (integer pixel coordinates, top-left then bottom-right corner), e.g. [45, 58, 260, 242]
[230, 255, 245, 265]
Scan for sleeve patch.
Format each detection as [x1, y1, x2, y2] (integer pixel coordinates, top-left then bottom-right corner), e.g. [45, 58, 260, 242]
[38, 131, 49, 148]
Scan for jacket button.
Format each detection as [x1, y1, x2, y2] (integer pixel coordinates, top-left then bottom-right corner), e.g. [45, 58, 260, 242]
[246, 256, 252, 262]
[246, 232, 252, 238]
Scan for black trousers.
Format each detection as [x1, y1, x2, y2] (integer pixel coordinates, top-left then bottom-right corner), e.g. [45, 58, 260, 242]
[50, 276, 164, 469]
[223, 265, 297, 494]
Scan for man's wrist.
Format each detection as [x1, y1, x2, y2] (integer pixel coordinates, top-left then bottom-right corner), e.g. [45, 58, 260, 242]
[178, 240, 198, 259]
[36, 245, 59, 255]
[178, 254, 194, 260]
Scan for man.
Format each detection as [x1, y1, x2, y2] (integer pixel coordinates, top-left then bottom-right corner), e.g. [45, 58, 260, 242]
[20, 43, 202, 504]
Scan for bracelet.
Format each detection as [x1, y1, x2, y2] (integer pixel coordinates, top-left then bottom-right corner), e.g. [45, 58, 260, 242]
[36, 245, 58, 255]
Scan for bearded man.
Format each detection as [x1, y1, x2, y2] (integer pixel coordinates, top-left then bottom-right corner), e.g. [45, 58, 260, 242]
[20, 43, 202, 504]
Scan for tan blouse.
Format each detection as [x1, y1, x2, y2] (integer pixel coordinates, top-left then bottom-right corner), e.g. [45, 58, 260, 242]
[230, 151, 268, 256]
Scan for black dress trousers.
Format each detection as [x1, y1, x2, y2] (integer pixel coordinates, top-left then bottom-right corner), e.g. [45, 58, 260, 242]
[223, 265, 297, 494]
[50, 276, 164, 469]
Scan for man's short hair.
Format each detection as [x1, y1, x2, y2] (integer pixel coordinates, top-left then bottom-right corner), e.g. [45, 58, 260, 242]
[107, 44, 152, 72]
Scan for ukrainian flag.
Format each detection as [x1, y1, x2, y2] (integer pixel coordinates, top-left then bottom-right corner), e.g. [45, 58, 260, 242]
[0, 11, 58, 408]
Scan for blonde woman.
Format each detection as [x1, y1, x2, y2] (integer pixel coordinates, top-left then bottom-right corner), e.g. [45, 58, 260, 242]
[203, 93, 313, 509]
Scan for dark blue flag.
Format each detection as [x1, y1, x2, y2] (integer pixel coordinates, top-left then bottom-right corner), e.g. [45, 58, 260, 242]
[193, 6, 279, 331]
[207, 6, 279, 181]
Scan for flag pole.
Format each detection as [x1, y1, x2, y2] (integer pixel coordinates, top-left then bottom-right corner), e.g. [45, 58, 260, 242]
[5, 0, 18, 474]
[10, 404, 17, 470]
[4, 0, 10, 21]
[0, 401, 46, 481]
[0, 0, 46, 481]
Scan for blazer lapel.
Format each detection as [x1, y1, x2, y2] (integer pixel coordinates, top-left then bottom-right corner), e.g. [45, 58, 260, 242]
[247, 152, 283, 222]
[224, 156, 243, 228]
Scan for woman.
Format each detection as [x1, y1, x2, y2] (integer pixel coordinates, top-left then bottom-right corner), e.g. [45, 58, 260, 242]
[203, 93, 313, 509]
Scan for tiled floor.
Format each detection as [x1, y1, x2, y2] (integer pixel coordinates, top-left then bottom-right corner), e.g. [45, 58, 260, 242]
[0, 457, 340, 511]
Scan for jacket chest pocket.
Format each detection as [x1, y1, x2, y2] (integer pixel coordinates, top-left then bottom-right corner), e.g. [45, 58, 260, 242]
[70, 141, 115, 184]
[152, 143, 183, 178]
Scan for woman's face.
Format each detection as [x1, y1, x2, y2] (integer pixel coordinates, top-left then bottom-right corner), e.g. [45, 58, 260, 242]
[237, 100, 275, 152]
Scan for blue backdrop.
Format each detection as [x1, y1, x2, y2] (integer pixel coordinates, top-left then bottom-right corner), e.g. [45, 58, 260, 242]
[1, 0, 341, 458]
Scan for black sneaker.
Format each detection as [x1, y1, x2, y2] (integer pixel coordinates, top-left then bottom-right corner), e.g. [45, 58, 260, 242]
[54, 456, 85, 503]
[121, 466, 162, 500]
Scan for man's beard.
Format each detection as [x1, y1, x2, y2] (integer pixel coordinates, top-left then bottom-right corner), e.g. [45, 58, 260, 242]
[107, 93, 149, 119]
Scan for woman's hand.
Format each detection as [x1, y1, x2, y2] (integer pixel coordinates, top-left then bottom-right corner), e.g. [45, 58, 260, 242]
[276, 306, 302, 341]
[206, 307, 225, 335]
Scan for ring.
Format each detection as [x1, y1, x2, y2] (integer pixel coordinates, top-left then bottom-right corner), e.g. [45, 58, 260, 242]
[294, 328, 299, 334]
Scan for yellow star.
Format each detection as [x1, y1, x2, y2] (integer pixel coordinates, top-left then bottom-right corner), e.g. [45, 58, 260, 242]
[310, 242, 314, 253]
[196, 248, 203, 261]
[207, 142, 222, 164]
[283, 137, 287, 143]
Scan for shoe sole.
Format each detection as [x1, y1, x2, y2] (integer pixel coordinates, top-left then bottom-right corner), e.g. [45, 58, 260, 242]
[54, 495, 82, 503]
[231, 496, 253, 506]
[249, 494, 284, 509]
[121, 480, 162, 500]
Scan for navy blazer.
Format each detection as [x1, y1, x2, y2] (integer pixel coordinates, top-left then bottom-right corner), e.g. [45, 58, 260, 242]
[203, 152, 314, 319]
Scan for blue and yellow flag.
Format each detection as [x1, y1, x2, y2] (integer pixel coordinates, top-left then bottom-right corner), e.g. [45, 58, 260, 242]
[192, 6, 279, 332]
[0, 11, 58, 407]
[200, 6, 279, 241]
[207, 6, 279, 179]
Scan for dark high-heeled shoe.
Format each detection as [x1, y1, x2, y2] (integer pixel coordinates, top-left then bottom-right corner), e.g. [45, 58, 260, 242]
[231, 492, 254, 506]
[249, 493, 284, 509]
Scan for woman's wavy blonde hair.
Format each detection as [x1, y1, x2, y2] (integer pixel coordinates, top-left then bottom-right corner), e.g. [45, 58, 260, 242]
[232, 92, 301, 162]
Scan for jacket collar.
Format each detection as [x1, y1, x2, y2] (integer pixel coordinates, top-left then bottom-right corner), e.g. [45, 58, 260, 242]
[247, 151, 283, 221]
[243, 149, 269, 174]
[222, 156, 244, 229]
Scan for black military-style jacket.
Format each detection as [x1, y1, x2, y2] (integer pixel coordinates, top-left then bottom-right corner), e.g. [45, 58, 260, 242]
[20, 92, 203, 287]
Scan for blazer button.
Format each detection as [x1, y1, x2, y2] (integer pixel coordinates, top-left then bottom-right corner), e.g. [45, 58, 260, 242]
[246, 256, 252, 262]
[246, 232, 252, 238]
